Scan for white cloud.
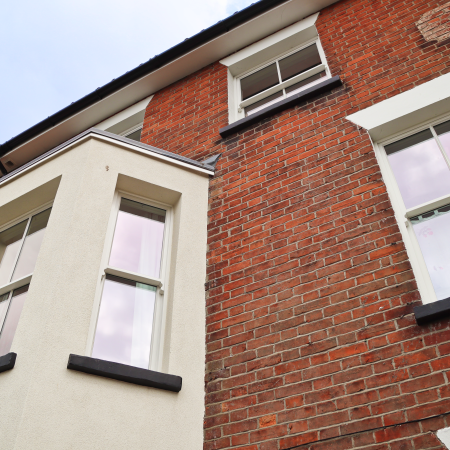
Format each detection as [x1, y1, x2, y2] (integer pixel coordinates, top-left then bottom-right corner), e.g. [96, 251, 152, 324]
[0, 0, 255, 143]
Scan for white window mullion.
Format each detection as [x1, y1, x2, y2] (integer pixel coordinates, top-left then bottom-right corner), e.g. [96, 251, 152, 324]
[431, 125, 450, 171]
[7, 217, 31, 285]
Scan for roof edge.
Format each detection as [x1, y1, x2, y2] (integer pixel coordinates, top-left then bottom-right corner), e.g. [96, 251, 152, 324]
[0, 128, 216, 186]
[0, 0, 291, 156]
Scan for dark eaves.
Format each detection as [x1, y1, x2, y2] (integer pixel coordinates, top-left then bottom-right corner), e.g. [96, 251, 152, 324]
[0, 0, 290, 159]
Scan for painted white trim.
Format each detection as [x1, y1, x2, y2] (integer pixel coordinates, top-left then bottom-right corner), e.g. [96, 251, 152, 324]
[94, 95, 152, 133]
[86, 191, 173, 372]
[220, 13, 319, 75]
[437, 427, 450, 449]
[0, 132, 213, 189]
[347, 73, 450, 141]
[222, 17, 330, 123]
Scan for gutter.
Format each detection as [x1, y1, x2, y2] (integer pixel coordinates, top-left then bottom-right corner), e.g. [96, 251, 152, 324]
[0, 0, 291, 158]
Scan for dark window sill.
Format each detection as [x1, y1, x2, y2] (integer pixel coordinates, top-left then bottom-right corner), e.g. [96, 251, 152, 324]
[219, 75, 343, 138]
[0, 352, 17, 373]
[67, 354, 182, 392]
[414, 297, 450, 325]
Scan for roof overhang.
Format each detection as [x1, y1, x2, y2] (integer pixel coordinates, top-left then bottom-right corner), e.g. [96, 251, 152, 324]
[0, 129, 216, 188]
[0, 0, 338, 175]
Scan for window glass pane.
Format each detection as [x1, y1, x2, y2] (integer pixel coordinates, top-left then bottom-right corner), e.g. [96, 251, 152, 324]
[245, 91, 283, 116]
[109, 199, 166, 279]
[0, 285, 29, 356]
[92, 275, 156, 369]
[12, 209, 52, 282]
[0, 221, 27, 286]
[125, 128, 142, 142]
[385, 130, 450, 209]
[240, 63, 279, 101]
[285, 71, 326, 95]
[435, 119, 450, 159]
[411, 205, 450, 301]
[278, 44, 322, 82]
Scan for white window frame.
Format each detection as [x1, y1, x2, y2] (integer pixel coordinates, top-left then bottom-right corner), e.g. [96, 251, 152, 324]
[0, 201, 53, 298]
[374, 111, 450, 304]
[120, 124, 143, 139]
[234, 37, 331, 118]
[86, 191, 173, 371]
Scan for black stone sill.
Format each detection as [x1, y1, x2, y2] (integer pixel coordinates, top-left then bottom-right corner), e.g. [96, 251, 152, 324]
[67, 354, 182, 392]
[414, 297, 450, 325]
[219, 75, 343, 138]
[0, 352, 17, 373]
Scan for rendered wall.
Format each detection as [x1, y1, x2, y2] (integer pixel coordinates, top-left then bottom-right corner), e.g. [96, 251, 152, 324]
[0, 137, 209, 450]
[141, 0, 450, 448]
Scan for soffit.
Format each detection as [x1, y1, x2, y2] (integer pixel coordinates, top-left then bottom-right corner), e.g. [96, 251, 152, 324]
[0, 0, 338, 173]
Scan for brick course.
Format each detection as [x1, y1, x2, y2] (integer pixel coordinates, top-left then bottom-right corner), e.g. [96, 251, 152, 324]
[141, 0, 450, 448]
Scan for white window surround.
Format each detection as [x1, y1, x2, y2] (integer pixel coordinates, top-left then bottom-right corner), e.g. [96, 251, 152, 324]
[0, 201, 53, 298]
[346, 73, 450, 305]
[95, 95, 153, 137]
[438, 427, 450, 448]
[86, 191, 172, 372]
[220, 13, 331, 123]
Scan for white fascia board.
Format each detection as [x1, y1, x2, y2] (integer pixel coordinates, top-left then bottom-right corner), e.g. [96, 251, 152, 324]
[437, 427, 450, 449]
[346, 73, 450, 141]
[220, 13, 319, 76]
[95, 95, 153, 134]
[2, 0, 337, 173]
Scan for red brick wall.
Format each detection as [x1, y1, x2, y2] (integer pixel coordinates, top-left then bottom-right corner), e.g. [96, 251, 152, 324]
[142, 0, 450, 448]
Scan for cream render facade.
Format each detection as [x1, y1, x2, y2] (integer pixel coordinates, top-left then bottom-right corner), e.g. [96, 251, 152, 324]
[0, 134, 210, 449]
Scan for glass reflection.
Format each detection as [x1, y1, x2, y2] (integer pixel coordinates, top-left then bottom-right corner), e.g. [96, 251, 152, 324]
[386, 130, 450, 209]
[109, 199, 165, 279]
[92, 275, 156, 368]
[0, 285, 29, 356]
[0, 221, 27, 286]
[279, 44, 322, 82]
[241, 63, 280, 101]
[12, 209, 52, 281]
[412, 206, 450, 301]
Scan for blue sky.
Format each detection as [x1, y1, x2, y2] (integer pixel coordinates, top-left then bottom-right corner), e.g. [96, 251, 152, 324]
[0, 0, 255, 143]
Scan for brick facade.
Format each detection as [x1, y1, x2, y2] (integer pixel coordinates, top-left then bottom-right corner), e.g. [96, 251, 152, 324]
[142, 0, 450, 448]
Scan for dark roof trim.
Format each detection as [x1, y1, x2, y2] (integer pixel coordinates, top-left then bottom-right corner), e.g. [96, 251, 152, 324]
[0, 128, 216, 185]
[219, 76, 343, 138]
[0, 0, 291, 157]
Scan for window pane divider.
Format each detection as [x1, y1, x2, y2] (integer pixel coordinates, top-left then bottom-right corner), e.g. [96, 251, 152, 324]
[431, 126, 450, 171]
[404, 193, 450, 219]
[0, 274, 32, 298]
[239, 63, 326, 109]
[104, 266, 163, 290]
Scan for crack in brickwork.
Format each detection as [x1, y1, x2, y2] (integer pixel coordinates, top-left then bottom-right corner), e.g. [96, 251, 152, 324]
[140, 0, 450, 449]
[417, 2, 450, 43]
